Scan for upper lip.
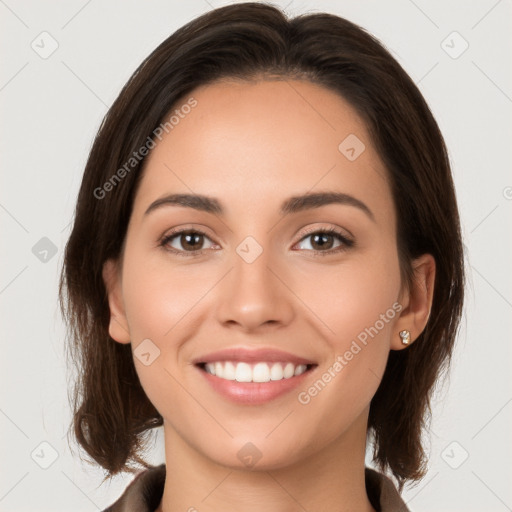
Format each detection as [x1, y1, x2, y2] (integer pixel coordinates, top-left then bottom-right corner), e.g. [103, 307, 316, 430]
[192, 347, 316, 366]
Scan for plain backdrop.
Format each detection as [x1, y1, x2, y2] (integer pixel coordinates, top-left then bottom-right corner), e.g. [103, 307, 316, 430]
[1, 1, 511, 510]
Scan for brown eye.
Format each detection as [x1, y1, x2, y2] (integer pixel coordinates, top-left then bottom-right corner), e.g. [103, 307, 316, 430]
[178, 231, 205, 251]
[161, 229, 216, 255]
[296, 229, 354, 254]
[309, 232, 335, 250]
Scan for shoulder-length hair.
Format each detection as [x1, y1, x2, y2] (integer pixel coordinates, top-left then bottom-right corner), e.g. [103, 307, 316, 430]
[59, 1, 464, 489]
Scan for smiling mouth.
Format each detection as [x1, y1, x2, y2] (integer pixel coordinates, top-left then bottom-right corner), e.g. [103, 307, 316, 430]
[197, 361, 316, 383]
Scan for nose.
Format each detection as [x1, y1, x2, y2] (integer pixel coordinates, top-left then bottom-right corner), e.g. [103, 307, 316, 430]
[215, 243, 295, 332]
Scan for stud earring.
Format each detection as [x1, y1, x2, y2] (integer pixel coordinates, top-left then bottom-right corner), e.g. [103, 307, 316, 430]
[399, 330, 411, 345]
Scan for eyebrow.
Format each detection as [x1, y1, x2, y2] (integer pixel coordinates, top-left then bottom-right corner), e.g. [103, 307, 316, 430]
[144, 191, 375, 221]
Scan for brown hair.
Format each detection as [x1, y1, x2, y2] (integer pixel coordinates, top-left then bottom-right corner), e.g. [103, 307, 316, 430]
[59, 2, 464, 489]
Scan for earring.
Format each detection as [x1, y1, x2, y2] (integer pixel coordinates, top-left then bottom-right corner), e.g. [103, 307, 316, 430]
[399, 330, 411, 345]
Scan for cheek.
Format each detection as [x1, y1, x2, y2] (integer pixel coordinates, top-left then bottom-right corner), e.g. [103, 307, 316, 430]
[121, 247, 208, 343]
[293, 287, 400, 451]
[119, 253, 204, 426]
[295, 245, 402, 351]
[292, 245, 401, 410]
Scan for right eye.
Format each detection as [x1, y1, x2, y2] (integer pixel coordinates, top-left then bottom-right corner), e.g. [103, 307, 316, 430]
[160, 229, 217, 256]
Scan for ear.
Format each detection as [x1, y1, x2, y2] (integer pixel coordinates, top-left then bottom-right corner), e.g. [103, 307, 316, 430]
[102, 258, 131, 344]
[392, 253, 436, 350]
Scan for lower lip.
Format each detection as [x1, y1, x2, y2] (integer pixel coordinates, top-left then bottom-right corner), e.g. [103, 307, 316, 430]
[197, 365, 314, 405]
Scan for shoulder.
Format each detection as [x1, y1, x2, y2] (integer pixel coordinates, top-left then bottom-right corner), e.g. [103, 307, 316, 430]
[102, 464, 166, 512]
[365, 467, 410, 512]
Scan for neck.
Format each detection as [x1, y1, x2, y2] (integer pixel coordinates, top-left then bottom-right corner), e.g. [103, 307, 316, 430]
[156, 410, 376, 512]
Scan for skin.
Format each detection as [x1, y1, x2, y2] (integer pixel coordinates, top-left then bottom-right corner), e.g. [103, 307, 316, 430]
[103, 79, 435, 512]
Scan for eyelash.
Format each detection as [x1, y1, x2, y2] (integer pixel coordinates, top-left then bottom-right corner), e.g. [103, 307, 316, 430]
[159, 227, 354, 258]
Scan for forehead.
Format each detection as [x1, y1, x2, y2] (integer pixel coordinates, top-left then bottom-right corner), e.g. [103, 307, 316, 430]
[132, 79, 393, 222]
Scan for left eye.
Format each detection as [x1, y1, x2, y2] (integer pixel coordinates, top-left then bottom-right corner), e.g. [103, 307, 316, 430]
[295, 230, 350, 252]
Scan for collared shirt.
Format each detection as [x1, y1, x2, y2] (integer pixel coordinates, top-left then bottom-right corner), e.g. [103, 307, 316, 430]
[102, 464, 410, 512]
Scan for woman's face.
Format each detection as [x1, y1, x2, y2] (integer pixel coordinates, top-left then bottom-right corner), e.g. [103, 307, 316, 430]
[105, 79, 412, 469]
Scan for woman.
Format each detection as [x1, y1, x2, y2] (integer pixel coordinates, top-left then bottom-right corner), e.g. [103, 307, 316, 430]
[59, 3, 465, 511]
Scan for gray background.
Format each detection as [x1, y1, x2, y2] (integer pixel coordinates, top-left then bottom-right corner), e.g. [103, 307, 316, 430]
[1, 0, 511, 510]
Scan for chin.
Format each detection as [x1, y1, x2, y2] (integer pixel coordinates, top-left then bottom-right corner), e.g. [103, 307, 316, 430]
[193, 435, 312, 472]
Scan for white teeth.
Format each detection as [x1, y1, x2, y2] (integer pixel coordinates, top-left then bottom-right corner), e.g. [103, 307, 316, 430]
[235, 362, 252, 382]
[269, 363, 281, 380]
[294, 364, 307, 376]
[223, 361, 236, 380]
[203, 361, 309, 382]
[253, 362, 270, 383]
[283, 362, 295, 379]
